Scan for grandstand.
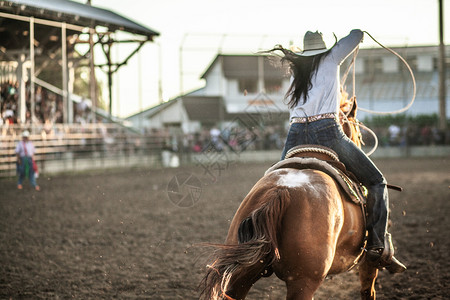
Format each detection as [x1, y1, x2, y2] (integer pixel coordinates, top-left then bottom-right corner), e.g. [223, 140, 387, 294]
[0, 0, 159, 176]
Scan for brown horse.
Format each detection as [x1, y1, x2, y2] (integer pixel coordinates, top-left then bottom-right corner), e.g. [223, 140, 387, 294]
[200, 98, 382, 300]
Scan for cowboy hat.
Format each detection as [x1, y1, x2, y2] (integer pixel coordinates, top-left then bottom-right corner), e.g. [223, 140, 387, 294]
[299, 31, 335, 56]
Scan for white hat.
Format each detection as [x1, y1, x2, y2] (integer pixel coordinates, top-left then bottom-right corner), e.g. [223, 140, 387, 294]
[22, 130, 30, 137]
[300, 31, 332, 56]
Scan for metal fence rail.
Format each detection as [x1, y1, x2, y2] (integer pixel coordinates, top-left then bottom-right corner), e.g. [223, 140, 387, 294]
[3, 123, 448, 178]
[0, 124, 171, 177]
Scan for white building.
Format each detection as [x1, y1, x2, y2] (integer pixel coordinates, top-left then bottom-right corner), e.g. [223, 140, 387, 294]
[346, 45, 449, 120]
[127, 54, 291, 133]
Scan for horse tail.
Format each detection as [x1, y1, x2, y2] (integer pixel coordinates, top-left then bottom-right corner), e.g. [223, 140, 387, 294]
[200, 187, 291, 300]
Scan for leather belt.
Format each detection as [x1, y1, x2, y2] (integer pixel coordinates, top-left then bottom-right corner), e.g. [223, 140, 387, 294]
[290, 113, 337, 125]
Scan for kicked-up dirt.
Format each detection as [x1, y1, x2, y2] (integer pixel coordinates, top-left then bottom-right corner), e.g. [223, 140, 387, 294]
[0, 157, 449, 299]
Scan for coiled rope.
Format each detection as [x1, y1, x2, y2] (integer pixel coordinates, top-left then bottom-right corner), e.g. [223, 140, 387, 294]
[358, 31, 417, 115]
[339, 31, 417, 155]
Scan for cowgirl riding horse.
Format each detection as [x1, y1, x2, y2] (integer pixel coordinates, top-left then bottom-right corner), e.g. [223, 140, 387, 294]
[276, 29, 405, 272]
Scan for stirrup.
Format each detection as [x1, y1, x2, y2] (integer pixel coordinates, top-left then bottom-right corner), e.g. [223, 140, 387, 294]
[366, 233, 406, 273]
[366, 233, 394, 262]
[366, 250, 406, 273]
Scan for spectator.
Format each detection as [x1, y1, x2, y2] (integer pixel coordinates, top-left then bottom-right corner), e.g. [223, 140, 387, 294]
[388, 124, 401, 146]
[210, 127, 223, 151]
[15, 130, 40, 191]
[420, 126, 432, 145]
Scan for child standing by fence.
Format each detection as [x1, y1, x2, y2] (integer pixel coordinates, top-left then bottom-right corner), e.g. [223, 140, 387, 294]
[15, 130, 40, 191]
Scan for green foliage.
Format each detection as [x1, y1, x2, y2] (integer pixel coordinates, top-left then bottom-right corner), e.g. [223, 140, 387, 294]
[73, 67, 106, 111]
[362, 114, 444, 128]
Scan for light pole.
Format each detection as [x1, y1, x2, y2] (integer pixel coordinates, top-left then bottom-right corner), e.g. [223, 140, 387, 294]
[438, 0, 447, 132]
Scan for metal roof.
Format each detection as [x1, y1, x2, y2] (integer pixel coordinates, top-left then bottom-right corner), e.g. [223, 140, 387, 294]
[182, 96, 228, 122]
[201, 54, 289, 80]
[0, 0, 159, 38]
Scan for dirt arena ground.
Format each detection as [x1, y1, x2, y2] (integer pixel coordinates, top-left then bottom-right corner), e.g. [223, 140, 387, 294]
[0, 156, 449, 299]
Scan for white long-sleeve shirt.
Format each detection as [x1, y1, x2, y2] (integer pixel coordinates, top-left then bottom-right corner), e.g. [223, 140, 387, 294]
[290, 29, 364, 119]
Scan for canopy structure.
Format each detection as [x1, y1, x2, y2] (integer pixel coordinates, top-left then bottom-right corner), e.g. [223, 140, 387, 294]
[0, 0, 159, 123]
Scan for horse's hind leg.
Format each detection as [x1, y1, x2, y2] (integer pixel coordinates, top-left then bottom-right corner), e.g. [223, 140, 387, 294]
[359, 260, 379, 300]
[285, 278, 323, 300]
[225, 273, 261, 300]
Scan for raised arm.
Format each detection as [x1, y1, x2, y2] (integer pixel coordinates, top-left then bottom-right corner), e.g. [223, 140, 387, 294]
[330, 29, 364, 64]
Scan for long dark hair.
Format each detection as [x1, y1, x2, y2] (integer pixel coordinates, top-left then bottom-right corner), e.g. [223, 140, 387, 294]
[269, 46, 331, 109]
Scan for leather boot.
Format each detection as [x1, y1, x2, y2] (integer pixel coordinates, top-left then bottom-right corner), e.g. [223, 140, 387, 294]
[385, 256, 407, 274]
[366, 233, 406, 273]
[366, 250, 406, 273]
[365, 184, 389, 251]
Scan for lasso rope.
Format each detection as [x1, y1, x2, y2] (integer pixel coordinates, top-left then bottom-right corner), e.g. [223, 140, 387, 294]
[339, 31, 416, 155]
[357, 31, 417, 115]
[358, 122, 378, 156]
[340, 47, 359, 100]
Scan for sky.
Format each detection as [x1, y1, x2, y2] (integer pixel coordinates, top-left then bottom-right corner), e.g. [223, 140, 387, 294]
[74, 0, 448, 118]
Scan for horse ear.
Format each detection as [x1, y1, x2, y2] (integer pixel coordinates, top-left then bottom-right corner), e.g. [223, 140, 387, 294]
[347, 97, 358, 120]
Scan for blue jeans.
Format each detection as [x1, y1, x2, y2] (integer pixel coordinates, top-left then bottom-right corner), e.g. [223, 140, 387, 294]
[281, 119, 388, 249]
[17, 156, 37, 187]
